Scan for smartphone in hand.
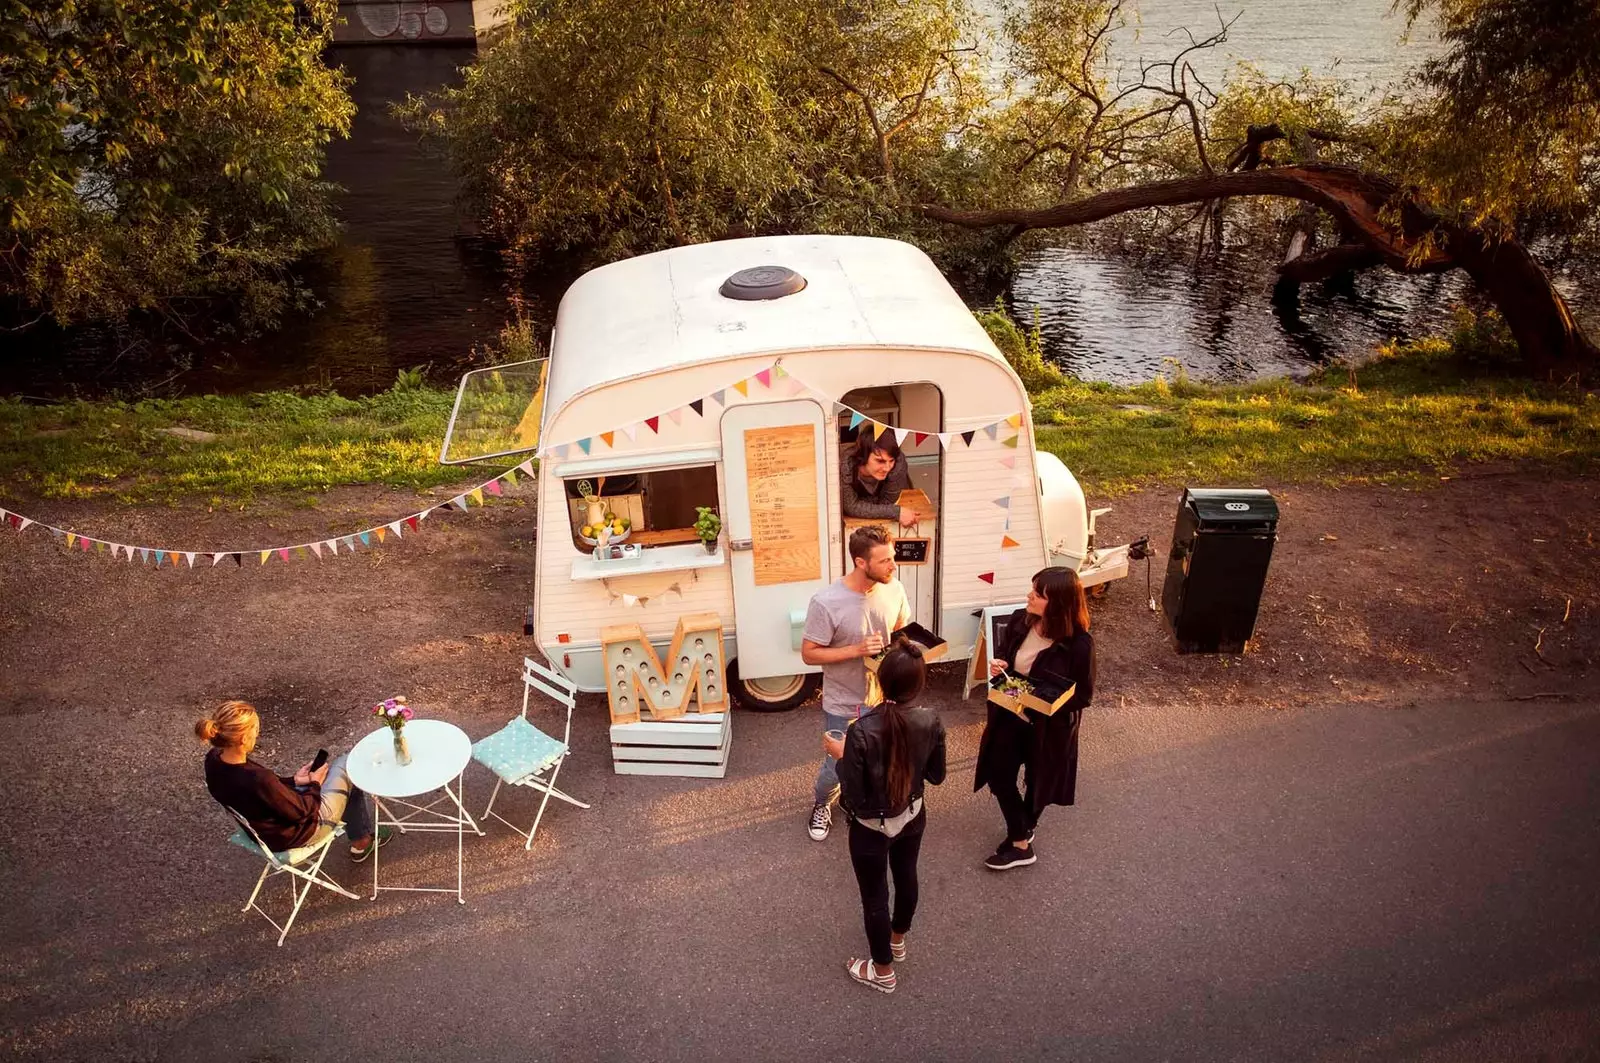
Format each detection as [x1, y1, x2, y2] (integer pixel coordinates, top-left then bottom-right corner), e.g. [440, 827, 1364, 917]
[310, 748, 329, 772]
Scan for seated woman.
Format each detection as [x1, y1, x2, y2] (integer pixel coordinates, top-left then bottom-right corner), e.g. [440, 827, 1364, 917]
[834, 637, 947, 994]
[196, 700, 389, 861]
[841, 431, 918, 528]
[973, 566, 1096, 871]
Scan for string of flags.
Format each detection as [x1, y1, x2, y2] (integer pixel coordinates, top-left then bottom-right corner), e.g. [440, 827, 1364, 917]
[603, 577, 690, 609]
[0, 459, 536, 569]
[539, 362, 1027, 459]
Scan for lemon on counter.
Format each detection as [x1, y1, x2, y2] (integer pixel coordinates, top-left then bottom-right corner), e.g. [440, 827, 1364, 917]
[580, 524, 593, 538]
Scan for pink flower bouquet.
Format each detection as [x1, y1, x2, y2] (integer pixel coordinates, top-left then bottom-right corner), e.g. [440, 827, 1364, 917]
[372, 696, 414, 733]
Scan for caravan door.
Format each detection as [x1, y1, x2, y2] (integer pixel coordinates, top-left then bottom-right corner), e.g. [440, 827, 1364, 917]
[719, 400, 831, 681]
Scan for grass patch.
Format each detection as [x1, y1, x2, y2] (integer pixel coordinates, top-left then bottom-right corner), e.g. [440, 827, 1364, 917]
[0, 388, 471, 503]
[2, 317, 1596, 505]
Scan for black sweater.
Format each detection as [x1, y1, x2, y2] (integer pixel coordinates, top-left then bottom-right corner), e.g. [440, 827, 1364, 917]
[837, 704, 947, 820]
[205, 749, 321, 851]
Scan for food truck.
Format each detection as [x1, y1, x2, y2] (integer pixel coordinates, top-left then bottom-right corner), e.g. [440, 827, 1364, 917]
[442, 235, 1128, 711]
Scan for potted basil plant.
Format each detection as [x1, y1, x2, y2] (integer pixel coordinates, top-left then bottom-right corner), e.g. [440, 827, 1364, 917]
[694, 507, 722, 553]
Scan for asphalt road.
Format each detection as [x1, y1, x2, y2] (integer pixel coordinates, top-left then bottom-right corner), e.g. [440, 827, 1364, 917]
[5, 692, 1600, 1062]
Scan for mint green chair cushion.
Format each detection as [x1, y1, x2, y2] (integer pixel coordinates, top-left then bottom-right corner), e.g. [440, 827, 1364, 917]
[229, 824, 337, 866]
[473, 716, 566, 783]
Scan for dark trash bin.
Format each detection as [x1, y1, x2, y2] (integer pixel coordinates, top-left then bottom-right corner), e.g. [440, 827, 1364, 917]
[1161, 488, 1279, 653]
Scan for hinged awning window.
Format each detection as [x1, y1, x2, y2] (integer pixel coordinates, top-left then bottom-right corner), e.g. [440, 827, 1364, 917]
[439, 358, 547, 465]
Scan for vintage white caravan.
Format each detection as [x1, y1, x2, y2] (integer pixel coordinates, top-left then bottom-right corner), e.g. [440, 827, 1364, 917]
[443, 235, 1128, 710]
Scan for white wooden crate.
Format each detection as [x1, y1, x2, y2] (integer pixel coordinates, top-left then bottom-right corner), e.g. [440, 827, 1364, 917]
[609, 706, 732, 779]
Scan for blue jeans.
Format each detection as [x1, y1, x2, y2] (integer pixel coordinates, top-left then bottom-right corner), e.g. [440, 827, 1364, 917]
[316, 754, 374, 842]
[813, 710, 858, 807]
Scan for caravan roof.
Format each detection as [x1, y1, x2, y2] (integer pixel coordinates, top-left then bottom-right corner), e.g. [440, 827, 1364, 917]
[544, 235, 1003, 416]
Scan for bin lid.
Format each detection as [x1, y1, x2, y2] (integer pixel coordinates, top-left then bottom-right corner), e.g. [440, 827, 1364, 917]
[1185, 488, 1278, 523]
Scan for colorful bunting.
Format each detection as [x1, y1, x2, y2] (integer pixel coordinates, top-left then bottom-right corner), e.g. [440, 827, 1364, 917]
[1002, 434, 1020, 449]
[600, 431, 615, 448]
[754, 368, 772, 388]
[645, 416, 660, 433]
[1006, 413, 1023, 428]
[577, 438, 592, 455]
[732, 379, 749, 398]
[689, 399, 704, 417]
[913, 432, 928, 447]
[849, 411, 865, 430]
[1001, 535, 1021, 549]
[978, 572, 996, 585]
[961, 430, 976, 447]
[666, 407, 683, 426]
[469, 488, 485, 506]
[985, 423, 999, 441]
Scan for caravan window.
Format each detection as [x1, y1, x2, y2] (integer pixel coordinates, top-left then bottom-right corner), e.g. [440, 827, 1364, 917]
[563, 467, 720, 549]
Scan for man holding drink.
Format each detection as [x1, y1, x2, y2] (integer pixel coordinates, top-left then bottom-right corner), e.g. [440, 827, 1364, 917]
[800, 525, 909, 841]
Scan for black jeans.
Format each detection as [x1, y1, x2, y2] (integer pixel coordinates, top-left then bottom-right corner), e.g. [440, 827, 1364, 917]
[988, 713, 1039, 844]
[848, 809, 927, 967]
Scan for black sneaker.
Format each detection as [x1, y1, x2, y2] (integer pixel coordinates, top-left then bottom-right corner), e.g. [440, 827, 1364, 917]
[993, 829, 1035, 856]
[984, 844, 1037, 871]
[808, 803, 833, 842]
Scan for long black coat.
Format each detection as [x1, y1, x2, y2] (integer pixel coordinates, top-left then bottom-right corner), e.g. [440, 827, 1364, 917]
[972, 612, 1096, 811]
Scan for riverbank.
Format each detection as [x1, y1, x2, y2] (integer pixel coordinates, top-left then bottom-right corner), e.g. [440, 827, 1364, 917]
[3, 342, 1595, 504]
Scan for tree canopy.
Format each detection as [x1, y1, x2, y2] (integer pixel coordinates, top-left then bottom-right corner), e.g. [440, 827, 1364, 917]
[1, 0, 353, 332]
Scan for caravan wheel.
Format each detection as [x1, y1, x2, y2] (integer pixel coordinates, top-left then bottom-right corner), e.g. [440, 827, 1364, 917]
[727, 659, 821, 712]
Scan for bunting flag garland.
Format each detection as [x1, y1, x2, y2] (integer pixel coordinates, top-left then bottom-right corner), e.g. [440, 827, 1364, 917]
[0, 457, 536, 573]
[603, 577, 689, 608]
[689, 399, 704, 417]
[978, 572, 996, 584]
[961, 430, 977, 447]
[732, 379, 749, 398]
[754, 368, 772, 388]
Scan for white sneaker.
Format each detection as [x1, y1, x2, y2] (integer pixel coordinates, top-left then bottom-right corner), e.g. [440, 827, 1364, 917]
[808, 803, 833, 842]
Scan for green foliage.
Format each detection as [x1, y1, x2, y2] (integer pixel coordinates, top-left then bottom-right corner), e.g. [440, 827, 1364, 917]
[693, 506, 722, 543]
[0, 0, 354, 330]
[471, 316, 546, 367]
[398, 0, 996, 273]
[974, 299, 1065, 390]
[391, 365, 429, 392]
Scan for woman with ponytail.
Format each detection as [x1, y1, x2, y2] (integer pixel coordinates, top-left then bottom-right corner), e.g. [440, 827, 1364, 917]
[833, 637, 947, 994]
[974, 566, 1096, 871]
[196, 700, 389, 861]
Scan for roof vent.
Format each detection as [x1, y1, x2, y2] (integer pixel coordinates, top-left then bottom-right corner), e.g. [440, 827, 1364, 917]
[719, 265, 807, 301]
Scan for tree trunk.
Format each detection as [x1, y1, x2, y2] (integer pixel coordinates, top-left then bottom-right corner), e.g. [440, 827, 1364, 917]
[919, 163, 1598, 380]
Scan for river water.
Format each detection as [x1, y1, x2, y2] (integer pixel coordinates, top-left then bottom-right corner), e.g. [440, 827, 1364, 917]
[7, 3, 1583, 397]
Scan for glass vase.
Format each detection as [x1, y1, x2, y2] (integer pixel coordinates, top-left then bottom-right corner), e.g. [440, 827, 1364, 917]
[392, 727, 412, 767]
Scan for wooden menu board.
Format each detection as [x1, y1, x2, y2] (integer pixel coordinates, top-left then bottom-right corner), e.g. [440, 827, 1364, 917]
[744, 424, 821, 586]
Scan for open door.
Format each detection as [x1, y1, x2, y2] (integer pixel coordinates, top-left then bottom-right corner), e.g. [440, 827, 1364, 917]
[439, 358, 548, 465]
[719, 399, 831, 681]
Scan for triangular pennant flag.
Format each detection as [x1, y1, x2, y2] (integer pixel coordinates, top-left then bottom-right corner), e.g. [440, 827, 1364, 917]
[621, 423, 637, 441]
[667, 407, 682, 425]
[710, 389, 726, 407]
[1000, 454, 1017, 469]
[405, 516, 419, 533]
[17, 516, 33, 532]
[689, 399, 704, 417]
[552, 444, 569, 460]
[978, 572, 996, 585]
[936, 433, 951, 449]
[622, 593, 638, 608]
[211, 552, 226, 566]
[993, 496, 1012, 508]
[309, 541, 323, 558]
[95, 540, 106, 553]
[277, 548, 290, 562]
[960, 430, 976, 447]
[772, 364, 788, 379]
[913, 432, 928, 447]
[469, 488, 484, 506]
[230, 552, 242, 567]
[155, 550, 165, 565]
[985, 423, 1000, 441]
[518, 459, 536, 476]
[1001, 535, 1021, 549]
[343, 536, 356, 551]
[732, 380, 749, 398]
[185, 552, 197, 567]
[894, 428, 910, 446]
[451, 495, 467, 511]
[48, 527, 62, 539]
[65, 533, 76, 550]
[359, 532, 371, 546]
[599, 431, 615, 448]
[138, 547, 150, 563]
[1002, 434, 1020, 449]
[1006, 413, 1023, 428]
[259, 550, 271, 565]
[645, 416, 660, 433]
[849, 411, 865, 430]
[294, 546, 310, 560]
[787, 378, 807, 396]
[577, 438, 592, 455]
[375, 527, 388, 543]
[874, 421, 891, 440]
[389, 521, 405, 537]
[754, 368, 772, 388]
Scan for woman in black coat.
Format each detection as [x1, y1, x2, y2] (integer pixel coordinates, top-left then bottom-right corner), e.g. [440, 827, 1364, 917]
[973, 566, 1095, 871]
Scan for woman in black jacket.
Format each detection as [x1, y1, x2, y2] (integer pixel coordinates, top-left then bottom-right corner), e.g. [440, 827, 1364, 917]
[973, 566, 1095, 871]
[834, 638, 947, 994]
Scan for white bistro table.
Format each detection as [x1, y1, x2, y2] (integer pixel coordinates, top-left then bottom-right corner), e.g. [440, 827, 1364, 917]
[346, 719, 483, 904]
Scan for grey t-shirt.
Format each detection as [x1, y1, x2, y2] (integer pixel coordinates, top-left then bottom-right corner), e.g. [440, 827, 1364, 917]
[803, 578, 911, 718]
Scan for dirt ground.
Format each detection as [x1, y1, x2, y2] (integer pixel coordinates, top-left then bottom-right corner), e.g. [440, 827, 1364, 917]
[2, 467, 1597, 729]
[2, 468, 1598, 1060]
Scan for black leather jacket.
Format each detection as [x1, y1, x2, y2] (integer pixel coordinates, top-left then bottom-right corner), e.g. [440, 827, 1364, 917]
[837, 704, 947, 820]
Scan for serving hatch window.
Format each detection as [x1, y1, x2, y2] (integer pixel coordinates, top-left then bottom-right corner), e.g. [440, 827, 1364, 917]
[564, 467, 720, 549]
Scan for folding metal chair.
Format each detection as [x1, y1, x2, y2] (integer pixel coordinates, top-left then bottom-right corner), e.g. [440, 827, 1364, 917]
[224, 807, 358, 946]
[473, 656, 590, 850]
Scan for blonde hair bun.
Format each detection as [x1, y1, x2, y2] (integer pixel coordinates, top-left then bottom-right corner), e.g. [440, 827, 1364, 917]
[194, 718, 219, 741]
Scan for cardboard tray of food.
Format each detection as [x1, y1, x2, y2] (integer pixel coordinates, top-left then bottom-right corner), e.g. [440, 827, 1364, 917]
[986, 670, 1076, 717]
[866, 621, 949, 672]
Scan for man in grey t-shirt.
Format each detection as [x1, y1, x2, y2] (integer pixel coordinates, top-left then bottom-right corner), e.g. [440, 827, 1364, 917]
[800, 524, 910, 841]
